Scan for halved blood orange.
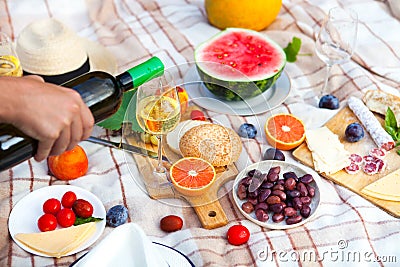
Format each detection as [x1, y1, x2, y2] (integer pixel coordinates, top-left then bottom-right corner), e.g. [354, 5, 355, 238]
[264, 114, 306, 151]
[170, 157, 216, 196]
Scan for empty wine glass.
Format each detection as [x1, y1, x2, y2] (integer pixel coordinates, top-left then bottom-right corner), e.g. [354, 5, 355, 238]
[135, 71, 181, 188]
[0, 32, 22, 77]
[315, 7, 358, 100]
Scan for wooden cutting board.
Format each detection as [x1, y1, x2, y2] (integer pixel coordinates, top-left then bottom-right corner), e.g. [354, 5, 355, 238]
[125, 106, 238, 229]
[293, 107, 400, 217]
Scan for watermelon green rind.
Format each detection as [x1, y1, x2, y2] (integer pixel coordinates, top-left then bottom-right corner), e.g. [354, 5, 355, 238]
[194, 28, 286, 101]
[197, 65, 283, 101]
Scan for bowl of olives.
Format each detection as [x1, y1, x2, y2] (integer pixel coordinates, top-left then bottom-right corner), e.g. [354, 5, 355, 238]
[232, 160, 321, 229]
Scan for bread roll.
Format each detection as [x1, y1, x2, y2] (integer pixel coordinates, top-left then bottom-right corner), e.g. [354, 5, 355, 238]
[363, 89, 400, 126]
[179, 123, 242, 166]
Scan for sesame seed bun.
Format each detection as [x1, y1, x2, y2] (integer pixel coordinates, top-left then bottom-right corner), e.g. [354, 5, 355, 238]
[179, 123, 242, 166]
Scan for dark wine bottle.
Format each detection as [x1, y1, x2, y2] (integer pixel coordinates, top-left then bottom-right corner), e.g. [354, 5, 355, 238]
[0, 56, 164, 172]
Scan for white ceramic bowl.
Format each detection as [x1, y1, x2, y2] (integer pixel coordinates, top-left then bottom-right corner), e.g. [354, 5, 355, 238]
[232, 160, 321, 230]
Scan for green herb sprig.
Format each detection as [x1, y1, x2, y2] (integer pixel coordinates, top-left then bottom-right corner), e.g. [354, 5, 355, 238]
[283, 37, 312, 63]
[74, 216, 103, 226]
[384, 107, 400, 155]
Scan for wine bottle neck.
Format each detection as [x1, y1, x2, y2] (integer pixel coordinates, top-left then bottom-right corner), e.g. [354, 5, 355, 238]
[116, 56, 164, 92]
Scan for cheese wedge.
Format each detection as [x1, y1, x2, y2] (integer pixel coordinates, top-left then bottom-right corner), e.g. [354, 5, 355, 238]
[305, 126, 351, 175]
[15, 222, 97, 258]
[361, 169, 400, 202]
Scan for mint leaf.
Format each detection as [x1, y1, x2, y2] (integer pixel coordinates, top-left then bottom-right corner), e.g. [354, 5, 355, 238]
[283, 37, 302, 63]
[385, 107, 398, 129]
[384, 107, 399, 141]
[74, 216, 103, 226]
[384, 107, 400, 156]
[97, 90, 143, 132]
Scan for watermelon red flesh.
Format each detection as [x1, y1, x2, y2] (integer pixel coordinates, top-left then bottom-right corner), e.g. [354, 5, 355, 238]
[194, 28, 286, 101]
[197, 30, 284, 80]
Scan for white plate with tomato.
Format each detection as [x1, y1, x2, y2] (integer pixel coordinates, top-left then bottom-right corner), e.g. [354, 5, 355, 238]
[8, 185, 106, 257]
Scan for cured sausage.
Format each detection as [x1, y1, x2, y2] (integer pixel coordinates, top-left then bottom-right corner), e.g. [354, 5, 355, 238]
[349, 153, 363, 165]
[368, 147, 386, 159]
[348, 97, 395, 151]
[363, 161, 379, 175]
[345, 162, 361, 174]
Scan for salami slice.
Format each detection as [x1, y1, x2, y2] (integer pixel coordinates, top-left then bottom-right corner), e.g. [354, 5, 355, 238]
[375, 158, 387, 173]
[363, 155, 377, 163]
[349, 153, 363, 165]
[348, 97, 395, 151]
[363, 161, 379, 175]
[345, 162, 361, 174]
[368, 147, 386, 159]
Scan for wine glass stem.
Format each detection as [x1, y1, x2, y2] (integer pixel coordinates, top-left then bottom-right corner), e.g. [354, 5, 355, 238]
[320, 64, 332, 97]
[155, 135, 165, 173]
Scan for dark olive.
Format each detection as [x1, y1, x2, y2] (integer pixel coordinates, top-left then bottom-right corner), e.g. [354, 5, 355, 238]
[283, 171, 298, 181]
[272, 213, 285, 223]
[241, 201, 254, 214]
[286, 215, 302, 225]
[255, 209, 269, 222]
[237, 184, 247, 200]
[263, 148, 285, 161]
[300, 205, 311, 218]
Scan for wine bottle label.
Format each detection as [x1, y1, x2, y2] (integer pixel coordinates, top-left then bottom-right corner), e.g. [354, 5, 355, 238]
[1, 135, 24, 150]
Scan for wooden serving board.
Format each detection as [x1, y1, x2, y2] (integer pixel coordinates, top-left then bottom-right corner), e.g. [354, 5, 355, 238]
[293, 107, 400, 217]
[125, 106, 238, 229]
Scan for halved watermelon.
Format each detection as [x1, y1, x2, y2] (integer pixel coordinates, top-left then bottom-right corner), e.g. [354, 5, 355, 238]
[195, 28, 286, 101]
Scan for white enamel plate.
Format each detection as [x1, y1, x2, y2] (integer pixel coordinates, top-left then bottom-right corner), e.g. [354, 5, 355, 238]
[8, 185, 106, 257]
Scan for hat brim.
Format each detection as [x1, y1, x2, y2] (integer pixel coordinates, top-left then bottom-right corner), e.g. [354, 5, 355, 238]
[82, 38, 117, 75]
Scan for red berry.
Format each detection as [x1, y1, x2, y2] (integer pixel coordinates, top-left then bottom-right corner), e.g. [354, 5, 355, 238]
[190, 110, 206, 121]
[42, 198, 61, 215]
[56, 208, 76, 227]
[227, 224, 250, 246]
[61, 191, 77, 208]
[37, 214, 57, 232]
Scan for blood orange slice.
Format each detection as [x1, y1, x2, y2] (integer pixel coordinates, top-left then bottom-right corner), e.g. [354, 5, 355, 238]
[170, 157, 216, 196]
[264, 114, 306, 151]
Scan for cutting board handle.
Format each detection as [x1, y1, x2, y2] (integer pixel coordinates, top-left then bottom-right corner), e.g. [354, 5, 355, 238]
[189, 195, 228, 229]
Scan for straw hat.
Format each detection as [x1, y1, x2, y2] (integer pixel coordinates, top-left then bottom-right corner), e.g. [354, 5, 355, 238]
[16, 18, 117, 84]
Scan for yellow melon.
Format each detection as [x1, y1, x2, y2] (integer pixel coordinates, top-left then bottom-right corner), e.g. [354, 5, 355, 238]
[205, 0, 282, 31]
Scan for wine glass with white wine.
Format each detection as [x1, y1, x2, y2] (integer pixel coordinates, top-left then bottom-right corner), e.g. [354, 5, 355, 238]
[0, 32, 22, 77]
[315, 7, 358, 101]
[135, 71, 181, 188]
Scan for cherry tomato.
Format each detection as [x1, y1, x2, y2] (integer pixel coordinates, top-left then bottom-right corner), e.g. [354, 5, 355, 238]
[56, 208, 76, 227]
[42, 198, 61, 215]
[190, 110, 206, 121]
[37, 213, 57, 232]
[72, 199, 93, 218]
[226, 225, 250, 246]
[61, 191, 77, 208]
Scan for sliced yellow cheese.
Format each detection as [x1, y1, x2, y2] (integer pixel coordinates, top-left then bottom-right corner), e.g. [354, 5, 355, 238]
[361, 169, 400, 202]
[305, 126, 351, 175]
[15, 222, 96, 258]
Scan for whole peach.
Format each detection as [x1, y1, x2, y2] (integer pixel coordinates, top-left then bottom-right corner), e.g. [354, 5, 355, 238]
[47, 145, 88, 180]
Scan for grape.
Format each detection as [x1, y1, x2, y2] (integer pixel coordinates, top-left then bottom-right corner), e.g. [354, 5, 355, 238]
[345, 122, 365, 142]
[263, 148, 285, 161]
[106, 205, 128, 227]
[238, 123, 257, 139]
[319, 95, 339, 109]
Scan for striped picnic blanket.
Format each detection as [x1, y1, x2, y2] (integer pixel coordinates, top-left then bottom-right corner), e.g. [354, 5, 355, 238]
[1, 0, 399, 266]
